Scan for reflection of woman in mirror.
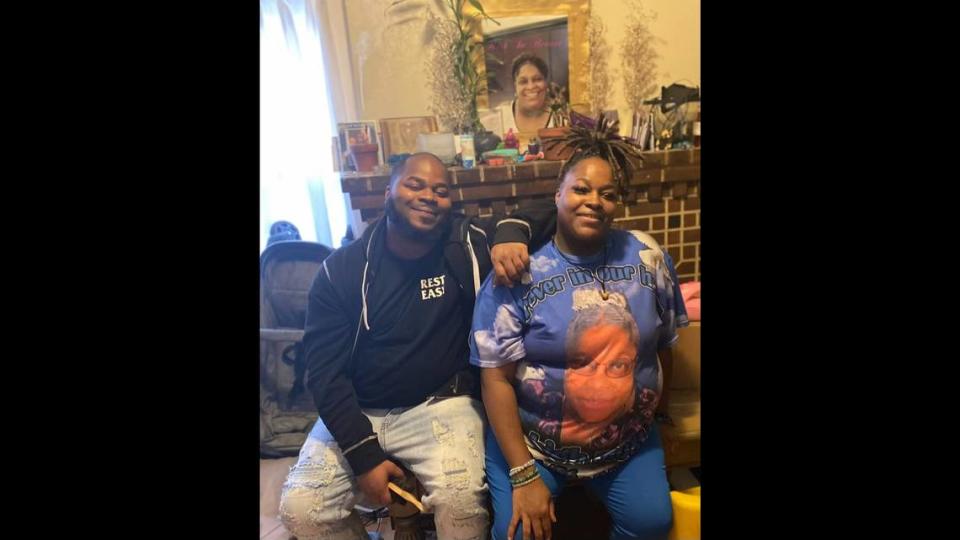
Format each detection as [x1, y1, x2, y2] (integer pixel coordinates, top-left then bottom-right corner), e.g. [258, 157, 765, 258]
[561, 296, 640, 448]
[500, 53, 567, 135]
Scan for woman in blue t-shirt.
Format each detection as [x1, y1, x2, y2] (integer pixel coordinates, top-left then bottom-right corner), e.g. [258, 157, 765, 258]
[470, 115, 688, 540]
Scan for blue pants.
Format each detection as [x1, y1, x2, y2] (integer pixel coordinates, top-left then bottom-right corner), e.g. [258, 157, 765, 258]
[486, 426, 672, 540]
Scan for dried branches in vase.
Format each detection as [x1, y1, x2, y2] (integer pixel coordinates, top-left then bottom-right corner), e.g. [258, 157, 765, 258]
[587, 14, 615, 118]
[620, 0, 660, 129]
[426, 13, 473, 133]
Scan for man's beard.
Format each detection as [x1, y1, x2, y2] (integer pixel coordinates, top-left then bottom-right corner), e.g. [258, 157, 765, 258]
[384, 197, 448, 244]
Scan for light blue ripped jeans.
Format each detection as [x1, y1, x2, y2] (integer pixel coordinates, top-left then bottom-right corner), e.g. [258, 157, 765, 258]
[279, 395, 489, 540]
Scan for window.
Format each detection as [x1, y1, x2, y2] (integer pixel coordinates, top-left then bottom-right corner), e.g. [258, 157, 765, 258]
[260, 0, 347, 251]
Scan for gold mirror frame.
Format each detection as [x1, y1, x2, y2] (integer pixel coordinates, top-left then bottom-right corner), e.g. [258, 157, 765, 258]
[467, 0, 591, 111]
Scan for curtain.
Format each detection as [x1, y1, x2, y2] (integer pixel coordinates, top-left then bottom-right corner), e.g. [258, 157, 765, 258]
[260, 0, 353, 250]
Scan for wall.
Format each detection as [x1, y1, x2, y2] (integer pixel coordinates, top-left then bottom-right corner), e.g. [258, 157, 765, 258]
[593, 0, 700, 127]
[341, 0, 700, 129]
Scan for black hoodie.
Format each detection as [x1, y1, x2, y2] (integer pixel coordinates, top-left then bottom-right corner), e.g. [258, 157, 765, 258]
[302, 204, 555, 475]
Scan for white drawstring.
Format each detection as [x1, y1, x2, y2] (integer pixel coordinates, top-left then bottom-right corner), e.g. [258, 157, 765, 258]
[360, 260, 370, 330]
[466, 224, 486, 297]
[359, 220, 382, 331]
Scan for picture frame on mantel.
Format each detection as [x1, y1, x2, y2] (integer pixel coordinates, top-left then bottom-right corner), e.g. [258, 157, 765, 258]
[478, 108, 504, 139]
[378, 116, 438, 159]
[337, 121, 378, 172]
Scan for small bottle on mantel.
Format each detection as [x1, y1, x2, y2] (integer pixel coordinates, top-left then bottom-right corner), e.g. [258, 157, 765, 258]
[461, 134, 476, 169]
[693, 104, 701, 147]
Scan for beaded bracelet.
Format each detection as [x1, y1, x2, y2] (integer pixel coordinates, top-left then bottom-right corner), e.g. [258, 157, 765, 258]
[509, 465, 540, 486]
[509, 466, 536, 483]
[510, 466, 539, 483]
[511, 469, 541, 488]
[509, 459, 536, 477]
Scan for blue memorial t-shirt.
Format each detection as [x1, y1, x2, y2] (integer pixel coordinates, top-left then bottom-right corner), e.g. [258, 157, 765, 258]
[470, 229, 688, 477]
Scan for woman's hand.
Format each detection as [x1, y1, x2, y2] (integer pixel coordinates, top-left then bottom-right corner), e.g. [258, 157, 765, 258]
[509, 477, 556, 540]
[482, 365, 554, 538]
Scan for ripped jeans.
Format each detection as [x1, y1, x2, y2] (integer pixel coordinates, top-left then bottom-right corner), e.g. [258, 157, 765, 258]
[279, 395, 489, 540]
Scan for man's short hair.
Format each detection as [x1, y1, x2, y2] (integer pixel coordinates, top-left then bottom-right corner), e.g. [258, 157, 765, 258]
[389, 152, 447, 187]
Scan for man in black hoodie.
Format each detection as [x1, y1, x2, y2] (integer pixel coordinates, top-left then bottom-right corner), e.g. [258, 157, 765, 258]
[279, 153, 553, 540]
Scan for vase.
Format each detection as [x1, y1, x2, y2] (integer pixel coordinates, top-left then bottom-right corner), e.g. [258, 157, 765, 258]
[538, 127, 574, 161]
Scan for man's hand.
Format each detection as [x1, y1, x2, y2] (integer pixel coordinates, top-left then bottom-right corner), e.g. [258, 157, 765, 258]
[491, 242, 530, 287]
[356, 459, 405, 507]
